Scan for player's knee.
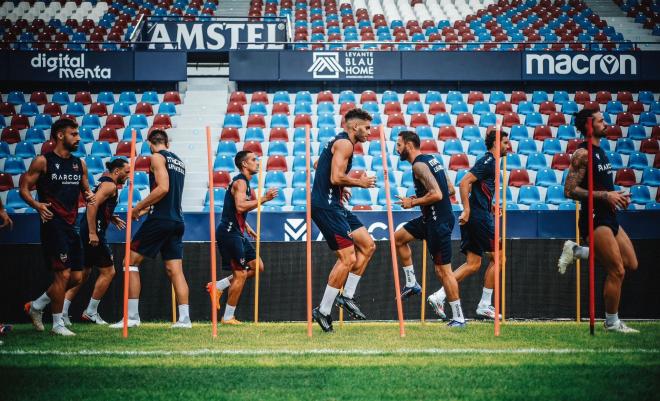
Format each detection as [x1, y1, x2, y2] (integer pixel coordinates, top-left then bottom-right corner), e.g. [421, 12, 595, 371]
[103, 266, 116, 279]
[466, 261, 481, 274]
[625, 256, 638, 272]
[608, 265, 625, 282]
[57, 269, 71, 283]
[340, 252, 357, 268]
[363, 239, 376, 257]
[394, 232, 407, 248]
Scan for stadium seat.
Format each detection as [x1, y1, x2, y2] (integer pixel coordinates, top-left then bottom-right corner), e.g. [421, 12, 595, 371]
[24, 128, 46, 144]
[267, 141, 288, 156]
[627, 125, 647, 140]
[449, 153, 470, 170]
[639, 112, 657, 127]
[105, 115, 126, 129]
[535, 168, 557, 187]
[119, 91, 137, 105]
[291, 187, 308, 207]
[420, 139, 439, 154]
[249, 102, 268, 115]
[1, 127, 21, 145]
[214, 155, 235, 172]
[349, 187, 372, 206]
[516, 138, 538, 156]
[479, 113, 497, 128]
[642, 168, 660, 186]
[606, 151, 624, 170]
[508, 169, 530, 187]
[630, 185, 651, 204]
[517, 185, 541, 205]
[502, 112, 521, 128]
[0, 172, 13, 191]
[33, 114, 53, 130]
[84, 156, 104, 174]
[204, 188, 226, 208]
[247, 114, 266, 129]
[294, 114, 313, 129]
[529, 203, 550, 211]
[270, 114, 290, 128]
[10, 115, 30, 130]
[264, 171, 287, 189]
[606, 101, 624, 115]
[450, 102, 469, 115]
[517, 101, 535, 116]
[6, 189, 29, 209]
[141, 92, 160, 105]
[628, 152, 649, 170]
[504, 153, 522, 170]
[0, 142, 10, 159]
[14, 142, 35, 159]
[525, 152, 547, 171]
[616, 112, 635, 127]
[377, 187, 399, 206]
[118, 186, 141, 207]
[19, 102, 39, 117]
[614, 168, 637, 187]
[533, 126, 552, 141]
[43, 103, 62, 117]
[217, 141, 237, 157]
[640, 139, 659, 154]
[455, 113, 474, 128]
[223, 114, 243, 128]
[432, 113, 452, 128]
[615, 138, 635, 155]
[525, 112, 544, 127]
[243, 141, 263, 157]
[266, 155, 288, 172]
[542, 138, 562, 155]
[467, 139, 487, 157]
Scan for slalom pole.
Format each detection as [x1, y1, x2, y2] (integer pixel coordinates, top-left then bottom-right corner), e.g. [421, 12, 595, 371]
[254, 156, 264, 323]
[305, 125, 313, 337]
[206, 126, 218, 337]
[586, 118, 595, 336]
[339, 287, 344, 327]
[493, 121, 502, 337]
[502, 151, 507, 323]
[378, 125, 405, 337]
[122, 129, 137, 338]
[575, 201, 581, 323]
[171, 286, 176, 323]
[420, 240, 427, 323]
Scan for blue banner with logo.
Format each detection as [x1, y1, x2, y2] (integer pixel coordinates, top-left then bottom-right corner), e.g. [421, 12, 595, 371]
[143, 20, 287, 51]
[2, 51, 186, 82]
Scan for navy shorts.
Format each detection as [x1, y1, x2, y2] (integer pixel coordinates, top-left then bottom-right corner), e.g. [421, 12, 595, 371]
[460, 213, 494, 257]
[80, 228, 114, 268]
[403, 216, 454, 265]
[217, 230, 256, 271]
[312, 205, 364, 251]
[579, 211, 619, 240]
[40, 219, 83, 271]
[131, 218, 185, 261]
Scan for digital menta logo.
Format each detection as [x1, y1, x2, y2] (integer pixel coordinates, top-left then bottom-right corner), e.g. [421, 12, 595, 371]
[526, 53, 637, 76]
[30, 53, 112, 79]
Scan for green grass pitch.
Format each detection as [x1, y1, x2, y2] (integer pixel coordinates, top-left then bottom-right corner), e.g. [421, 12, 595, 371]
[1, 321, 659, 401]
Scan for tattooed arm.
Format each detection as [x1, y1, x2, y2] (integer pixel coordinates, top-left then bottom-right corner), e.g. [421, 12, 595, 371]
[396, 162, 442, 209]
[564, 148, 629, 209]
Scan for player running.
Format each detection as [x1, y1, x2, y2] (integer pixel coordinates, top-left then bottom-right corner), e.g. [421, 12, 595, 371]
[110, 129, 192, 329]
[557, 108, 638, 333]
[427, 129, 508, 321]
[22, 118, 95, 336]
[61, 158, 130, 326]
[393, 131, 465, 327]
[311, 108, 377, 332]
[206, 150, 277, 325]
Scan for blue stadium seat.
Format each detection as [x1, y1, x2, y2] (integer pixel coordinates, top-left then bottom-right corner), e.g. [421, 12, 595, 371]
[368, 140, 384, 157]
[266, 188, 287, 206]
[525, 152, 547, 170]
[443, 139, 464, 155]
[133, 171, 149, 190]
[472, 101, 491, 116]
[291, 155, 312, 172]
[268, 141, 288, 156]
[517, 185, 541, 205]
[459, 125, 480, 141]
[370, 155, 393, 172]
[552, 91, 569, 105]
[468, 138, 487, 156]
[535, 168, 557, 187]
[244, 127, 265, 142]
[561, 101, 578, 115]
[6, 189, 29, 209]
[432, 113, 452, 127]
[292, 140, 307, 156]
[317, 102, 335, 115]
[615, 138, 635, 155]
[517, 138, 538, 155]
[118, 186, 142, 207]
[361, 101, 379, 115]
[516, 101, 535, 115]
[338, 90, 356, 104]
[414, 125, 433, 140]
[510, 125, 529, 141]
[157, 102, 177, 116]
[450, 101, 469, 115]
[605, 101, 624, 115]
[216, 141, 237, 156]
[97, 91, 115, 105]
[128, 114, 148, 129]
[377, 187, 399, 205]
[66, 102, 85, 117]
[223, 114, 243, 128]
[479, 112, 497, 128]
[645, 202, 660, 210]
[556, 125, 576, 140]
[455, 169, 468, 185]
[264, 171, 287, 189]
[318, 127, 336, 143]
[532, 91, 548, 105]
[406, 101, 424, 115]
[90, 141, 112, 158]
[558, 202, 576, 210]
[401, 169, 414, 187]
[505, 153, 522, 170]
[249, 102, 268, 115]
[52, 91, 70, 105]
[426, 91, 443, 104]
[317, 114, 336, 128]
[599, 138, 611, 151]
[650, 101, 660, 114]
[350, 154, 367, 171]
[119, 91, 137, 105]
[630, 185, 651, 204]
[529, 202, 550, 210]
[25, 128, 46, 144]
[489, 91, 506, 104]
[204, 188, 226, 207]
[626, 124, 647, 140]
[7, 91, 26, 105]
[81, 114, 101, 130]
[350, 188, 373, 206]
[627, 152, 648, 170]
[0, 141, 11, 159]
[542, 138, 562, 155]
[270, 114, 290, 128]
[273, 91, 291, 104]
[505, 203, 520, 210]
[376, 169, 396, 187]
[291, 187, 307, 207]
[525, 112, 544, 127]
[14, 142, 35, 159]
[382, 90, 399, 104]
[141, 91, 159, 105]
[606, 151, 623, 170]
[34, 114, 53, 130]
[19, 102, 39, 117]
[639, 111, 657, 127]
[112, 102, 131, 117]
[641, 168, 660, 186]
[446, 91, 463, 105]
[72, 143, 87, 158]
[292, 171, 312, 188]
[214, 155, 235, 171]
[638, 91, 655, 105]
[85, 156, 105, 174]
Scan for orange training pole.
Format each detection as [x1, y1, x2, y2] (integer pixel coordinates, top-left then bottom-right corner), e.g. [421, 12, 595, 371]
[305, 125, 313, 337]
[122, 129, 137, 338]
[494, 122, 501, 337]
[378, 125, 405, 337]
[586, 118, 595, 336]
[420, 240, 427, 323]
[575, 200, 581, 323]
[254, 157, 264, 323]
[206, 126, 218, 338]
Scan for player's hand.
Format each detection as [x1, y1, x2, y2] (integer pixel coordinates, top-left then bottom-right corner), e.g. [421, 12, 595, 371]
[132, 206, 148, 221]
[246, 226, 257, 239]
[35, 202, 53, 222]
[394, 195, 414, 209]
[84, 189, 96, 205]
[358, 172, 376, 188]
[0, 209, 13, 230]
[606, 190, 630, 210]
[341, 188, 352, 204]
[111, 215, 126, 230]
[88, 232, 100, 247]
[459, 208, 470, 225]
[263, 188, 279, 203]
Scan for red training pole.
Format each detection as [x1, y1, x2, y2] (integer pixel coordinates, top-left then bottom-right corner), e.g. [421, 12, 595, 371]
[378, 125, 405, 337]
[206, 126, 218, 338]
[305, 125, 313, 337]
[122, 129, 137, 338]
[586, 117, 595, 336]
[493, 122, 501, 337]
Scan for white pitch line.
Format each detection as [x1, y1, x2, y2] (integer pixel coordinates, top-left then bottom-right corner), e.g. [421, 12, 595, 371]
[0, 348, 658, 357]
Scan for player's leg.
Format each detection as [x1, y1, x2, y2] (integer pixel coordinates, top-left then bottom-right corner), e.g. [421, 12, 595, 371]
[314, 245, 356, 330]
[165, 258, 191, 328]
[616, 227, 638, 273]
[62, 267, 91, 326]
[224, 266, 247, 324]
[221, 238, 258, 325]
[395, 218, 423, 298]
[82, 264, 115, 324]
[435, 262, 465, 327]
[334, 226, 372, 319]
[428, 251, 481, 318]
[109, 250, 144, 328]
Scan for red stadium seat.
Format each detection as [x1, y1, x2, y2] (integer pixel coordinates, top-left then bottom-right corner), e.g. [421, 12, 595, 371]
[387, 113, 405, 128]
[246, 115, 266, 129]
[115, 141, 133, 157]
[269, 127, 289, 142]
[547, 112, 566, 127]
[615, 112, 634, 127]
[495, 101, 513, 115]
[272, 102, 290, 115]
[410, 113, 429, 128]
[383, 102, 402, 115]
[360, 90, 377, 104]
[229, 91, 247, 105]
[583, 101, 600, 111]
[508, 169, 530, 187]
[502, 112, 521, 127]
[626, 101, 644, 115]
[573, 91, 591, 104]
[89, 102, 108, 116]
[213, 171, 231, 188]
[438, 125, 457, 140]
[595, 91, 612, 104]
[616, 91, 633, 105]
[40, 140, 56, 154]
[653, 126, 660, 140]
[339, 102, 356, 116]
[293, 114, 312, 128]
[135, 156, 152, 172]
[163, 91, 182, 105]
[99, 126, 119, 143]
[551, 152, 571, 170]
[0, 102, 16, 117]
[11, 115, 30, 130]
[614, 168, 636, 186]
[566, 139, 583, 155]
[455, 113, 474, 128]
[1, 127, 21, 144]
[368, 126, 381, 141]
[655, 153, 660, 169]
[403, 90, 420, 104]
[74, 91, 93, 105]
[243, 141, 263, 156]
[533, 125, 552, 140]
[448, 153, 470, 170]
[0, 173, 14, 191]
[220, 127, 240, 142]
[317, 90, 334, 104]
[226, 101, 245, 115]
[605, 125, 622, 140]
[266, 155, 288, 171]
[640, 139, 659, 154]
[29, 91, 48, 105]
[353, 142, 364, 155]
[428, 102, 446, 115]
[153, 114, 173, 129]
[105, 114, 125, 129]
[420, 139, 439, 154]
[538, 101, 556, 115]
[135, 102, 154, 117]
[510, 91, 528, 105]
[467, 91, 484, 104]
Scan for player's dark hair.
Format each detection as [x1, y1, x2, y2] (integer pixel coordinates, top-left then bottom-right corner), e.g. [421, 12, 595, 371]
[235, 150, 253, 169]
[485, 129, 508, 150]
[50, 118, 78, 140]
[398, 130, 420, 149]
[344, 108, 373, 123]
[148, 129, 169, 145]
[574, 108, 598, 136]
[105, 157, 128, 172]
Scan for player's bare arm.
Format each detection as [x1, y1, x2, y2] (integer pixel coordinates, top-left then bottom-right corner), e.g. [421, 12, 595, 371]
[564, 148, 628, 209]
[79, 158, 95, 205]
[396, 162, 442, 209]
[86, 182, 114, 246]
[133, 152, 169, 218]
[458, 172, 477, 225]
[20, 155, 52, 222]
[233, 179, 277, 214]
[330, 139, 375, 188]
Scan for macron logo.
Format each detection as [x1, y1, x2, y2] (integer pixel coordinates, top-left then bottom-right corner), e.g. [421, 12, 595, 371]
[308, 52, 344, 79]
[526, 53, 637, 76]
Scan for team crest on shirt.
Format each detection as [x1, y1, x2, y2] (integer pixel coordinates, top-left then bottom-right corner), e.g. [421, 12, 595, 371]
[59, 253, 68, 263]
[239, 258, 245, 266]
[595, 154, 600, 160]
[55, 163, 60, 170]
[73, 163, 79, 172]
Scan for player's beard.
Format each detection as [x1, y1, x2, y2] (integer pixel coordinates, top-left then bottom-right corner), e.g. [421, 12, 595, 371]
[399, 149, 409, 161]
[65, 140, 79, 151]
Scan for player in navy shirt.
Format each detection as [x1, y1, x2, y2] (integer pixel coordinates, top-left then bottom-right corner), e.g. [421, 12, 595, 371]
[22, 118, 95, 336]
[61, 158, 130, 326]
[206, 150, 278, 325]
[311, 108, 376, 332]
[393, 131, 466, 327]
[558, 108, 639, 333]
[110, 129, 192, 329]
[428, 129, 509, 321]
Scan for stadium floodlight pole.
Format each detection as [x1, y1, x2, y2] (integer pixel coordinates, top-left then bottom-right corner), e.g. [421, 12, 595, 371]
[502, 151, 507, 323]
[586, 117, 595, 336]
[378, 125, 406, 337]
[420, 240, 427, 323]
[305, 124, 313, 337]
[206, 126, 218, 338]
[122, 129, 138, 338]
[254, 156, 264, 324]
[575, 200, 581, 323]
[494, 121, 502, 337]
